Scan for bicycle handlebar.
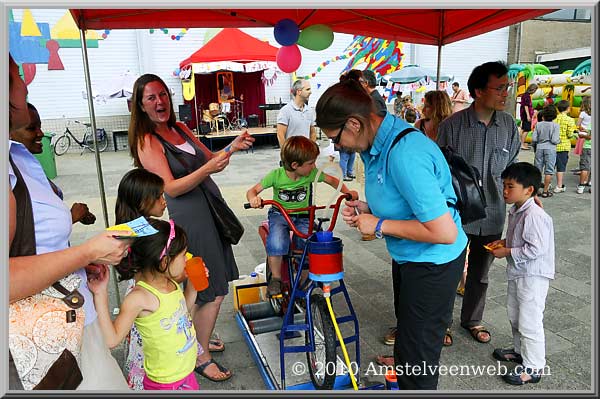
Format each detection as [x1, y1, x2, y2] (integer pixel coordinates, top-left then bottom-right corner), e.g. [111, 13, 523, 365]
[243, 193, 352, 239]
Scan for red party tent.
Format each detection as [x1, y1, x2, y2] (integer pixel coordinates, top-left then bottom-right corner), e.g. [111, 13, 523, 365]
[178, 29, 279, 130]
[179, 28, 277, 66]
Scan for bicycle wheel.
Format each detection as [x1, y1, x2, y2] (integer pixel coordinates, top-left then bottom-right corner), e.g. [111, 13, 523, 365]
[53, 135, 71, 156]
[86, 132, 109, 152]
[306, 294, 337, 390]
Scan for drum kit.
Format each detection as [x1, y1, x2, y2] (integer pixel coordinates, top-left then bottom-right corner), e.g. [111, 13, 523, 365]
[202, 97, 247, 134]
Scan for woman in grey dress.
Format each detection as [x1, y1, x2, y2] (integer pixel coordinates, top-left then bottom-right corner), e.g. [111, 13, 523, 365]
[128, 74, 254, 382]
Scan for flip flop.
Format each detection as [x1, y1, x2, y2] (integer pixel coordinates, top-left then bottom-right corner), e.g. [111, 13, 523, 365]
[208, 338, 225, 352]
[194, 359, 232, 382]
[443, 328, 453, 346]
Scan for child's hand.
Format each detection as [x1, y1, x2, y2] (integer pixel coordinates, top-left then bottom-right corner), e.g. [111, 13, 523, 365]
[483, 239, 505, 251]
[249, 195, 263, 208]
[87, 264, 110, 294]
[491, 246, 511, 259]
[205, 265, 210, 278]
[346, 190, 359, 201]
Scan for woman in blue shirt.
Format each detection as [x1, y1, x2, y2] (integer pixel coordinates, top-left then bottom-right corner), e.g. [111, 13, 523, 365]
[315, 79, 468, 390]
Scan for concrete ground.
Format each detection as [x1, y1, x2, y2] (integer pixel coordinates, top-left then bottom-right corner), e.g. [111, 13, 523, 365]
[55, 138, 593, 392]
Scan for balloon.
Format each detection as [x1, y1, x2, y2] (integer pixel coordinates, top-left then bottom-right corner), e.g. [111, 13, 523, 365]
[297, 24, 334, 51]
[274, 19, 299, 46]
[276, 44, 302, 73]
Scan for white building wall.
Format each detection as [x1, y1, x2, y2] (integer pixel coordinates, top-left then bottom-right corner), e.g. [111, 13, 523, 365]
[14, 9, 509, 136]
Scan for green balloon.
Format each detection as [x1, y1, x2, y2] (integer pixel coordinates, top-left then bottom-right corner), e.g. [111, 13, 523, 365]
[297, 24, 334, 51]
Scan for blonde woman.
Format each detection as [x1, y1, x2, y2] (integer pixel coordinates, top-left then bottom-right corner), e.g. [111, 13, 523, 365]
[414, 91, 453, 141]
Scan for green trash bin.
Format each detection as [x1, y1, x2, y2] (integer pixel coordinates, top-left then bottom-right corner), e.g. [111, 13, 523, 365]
[34, 133, 57, 179]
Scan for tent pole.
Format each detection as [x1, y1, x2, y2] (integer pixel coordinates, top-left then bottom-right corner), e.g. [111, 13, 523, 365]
[78, 27, 121, 306]
[436, 44, 442, 90]
[194, 82, 200, 133]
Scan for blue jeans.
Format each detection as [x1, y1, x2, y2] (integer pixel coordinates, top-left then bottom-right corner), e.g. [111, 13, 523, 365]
[339, 149, 356, 177]
[266, 208, 310, 256]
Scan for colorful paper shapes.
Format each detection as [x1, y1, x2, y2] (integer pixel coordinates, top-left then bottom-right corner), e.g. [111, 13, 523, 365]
[46, 39, 64, 70]
[21, 9, 42, 37]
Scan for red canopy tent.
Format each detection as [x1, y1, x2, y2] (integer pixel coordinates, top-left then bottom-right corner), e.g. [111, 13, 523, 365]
[178, 28, 278, 129]
[68, 7, 556, 228]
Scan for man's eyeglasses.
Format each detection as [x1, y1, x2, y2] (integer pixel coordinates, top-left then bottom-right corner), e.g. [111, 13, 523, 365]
[331, 124, 345, 145]
[487, 83, 513, 94]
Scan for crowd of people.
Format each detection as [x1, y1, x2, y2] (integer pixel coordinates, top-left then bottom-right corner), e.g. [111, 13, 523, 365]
[8, 50, 590, 392]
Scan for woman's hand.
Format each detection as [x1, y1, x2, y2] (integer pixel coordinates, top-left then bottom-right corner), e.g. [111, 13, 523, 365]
[87, 263, 110, 294]
[83, 231, 131, 265]
[354, 213, 379, 235]
[204, 152, 231, 175]
[230, 130, 255, 152]
[341, 200, 370, 227]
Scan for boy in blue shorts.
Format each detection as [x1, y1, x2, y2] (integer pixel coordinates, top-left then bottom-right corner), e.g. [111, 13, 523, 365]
[487, 162, 555, 385]
[246, 136, 358, 296]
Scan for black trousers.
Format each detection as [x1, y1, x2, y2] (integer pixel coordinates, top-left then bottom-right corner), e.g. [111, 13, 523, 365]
[460, 233, 501, 329]
[393, 247, 466, 390]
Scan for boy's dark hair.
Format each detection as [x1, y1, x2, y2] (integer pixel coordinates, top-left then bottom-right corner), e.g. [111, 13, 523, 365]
[362, 69, 377, 88]
[452, 82, 459, 88]
[501, 162, 541, 195]
[467, 61, 509, 99]
[115, 168, 165, 224]
[280, 136, 320, 171]
[116, 218, 187, 281]
[405, 108, 417, 123]
[541, 104, 557, 121]
[556, 100, 570, 113]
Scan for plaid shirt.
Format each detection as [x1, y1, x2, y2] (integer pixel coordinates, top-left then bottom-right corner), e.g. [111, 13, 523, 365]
[437, 105, 520, 236]
[555, 112, 577, 152]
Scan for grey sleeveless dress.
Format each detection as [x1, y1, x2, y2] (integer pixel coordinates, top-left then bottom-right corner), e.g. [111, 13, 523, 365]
[152, 126, 239, 304]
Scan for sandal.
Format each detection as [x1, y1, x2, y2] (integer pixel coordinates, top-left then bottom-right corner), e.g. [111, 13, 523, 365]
[208, 338, 225, 353]
[443, 328, 453, 346]
[194, 359, 232, 382]
[375, 354, 394, 367]
[540, 191, 553, 198]
[492, 348, 523, 364]
[466, 325, 491, 343]
[456, 286, 465, 296]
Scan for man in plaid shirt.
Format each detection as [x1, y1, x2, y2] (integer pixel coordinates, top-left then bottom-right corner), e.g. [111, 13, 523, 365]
[437, 61, 520, 344]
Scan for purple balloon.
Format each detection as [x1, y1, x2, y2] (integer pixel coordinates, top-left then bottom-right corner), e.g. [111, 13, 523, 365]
[274, 19, 299, 46]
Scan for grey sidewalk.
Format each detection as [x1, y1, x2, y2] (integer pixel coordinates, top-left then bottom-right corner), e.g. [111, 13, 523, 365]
[56, 140, 592, 391]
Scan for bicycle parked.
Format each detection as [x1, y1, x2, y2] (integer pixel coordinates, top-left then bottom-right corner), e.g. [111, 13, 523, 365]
[53, 119, 109, 155]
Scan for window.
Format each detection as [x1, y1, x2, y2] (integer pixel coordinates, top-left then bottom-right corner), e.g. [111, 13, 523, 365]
[535, 8, 591, 21]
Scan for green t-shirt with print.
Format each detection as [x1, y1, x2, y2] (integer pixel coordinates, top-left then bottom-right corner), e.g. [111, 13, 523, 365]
[260, 167, 326, 212]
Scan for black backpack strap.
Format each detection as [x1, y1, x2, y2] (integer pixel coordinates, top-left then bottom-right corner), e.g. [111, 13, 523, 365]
[386, 127, 422, 167]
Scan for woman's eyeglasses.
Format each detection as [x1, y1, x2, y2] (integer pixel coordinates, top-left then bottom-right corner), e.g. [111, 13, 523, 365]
[332, 124, 345, 145]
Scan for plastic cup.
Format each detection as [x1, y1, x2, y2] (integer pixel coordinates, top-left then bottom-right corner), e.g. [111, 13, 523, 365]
[316, 231, 333, 242]
[185, 257, 209, 291]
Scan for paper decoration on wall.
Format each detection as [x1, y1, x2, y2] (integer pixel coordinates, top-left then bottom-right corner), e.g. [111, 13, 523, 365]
[296, 48, 359, 80]
[21, 63, 37, 86]
[51, 10, 101, 48]
[46, 39, 63, 70]
[102, 29, 111, 39]
[9, 21, 50, 64]
[21, 9, 42, 36]
[342, 36, 404, 77]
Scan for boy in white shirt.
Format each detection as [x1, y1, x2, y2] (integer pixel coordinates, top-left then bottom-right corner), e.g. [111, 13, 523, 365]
[486, 162, 555, 385]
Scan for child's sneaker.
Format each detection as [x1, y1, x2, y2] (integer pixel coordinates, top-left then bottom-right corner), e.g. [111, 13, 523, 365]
[267, 278, 282, 297]
[553, 185, 566, 193]
[576, 185, 586, 194]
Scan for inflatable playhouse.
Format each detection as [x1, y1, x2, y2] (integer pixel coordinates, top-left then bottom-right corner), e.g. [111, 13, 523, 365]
[509, 59, 592, 145]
